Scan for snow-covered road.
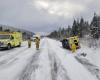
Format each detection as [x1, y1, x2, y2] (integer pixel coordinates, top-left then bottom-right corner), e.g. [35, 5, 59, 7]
[0, 38, 99, 80]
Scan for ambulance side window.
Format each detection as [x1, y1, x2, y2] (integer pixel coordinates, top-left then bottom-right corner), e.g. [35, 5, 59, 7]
[10, 36, 14, 40]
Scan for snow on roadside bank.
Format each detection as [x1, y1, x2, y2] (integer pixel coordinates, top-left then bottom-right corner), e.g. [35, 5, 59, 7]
[76, 42, 100, 70]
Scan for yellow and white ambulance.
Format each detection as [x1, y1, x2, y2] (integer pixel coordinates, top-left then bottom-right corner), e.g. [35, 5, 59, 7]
[0, 32, 22, 49]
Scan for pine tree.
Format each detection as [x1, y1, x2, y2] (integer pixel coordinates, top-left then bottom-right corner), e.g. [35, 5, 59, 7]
[71, 19, 79, 36]
[79, 18, 84, 37]
[90, 13, 100, 39]
[66, 25, 71, 37]
[58, 27, 62, 38]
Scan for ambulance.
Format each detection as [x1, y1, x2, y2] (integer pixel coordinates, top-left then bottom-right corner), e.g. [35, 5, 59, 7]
[0, 32, 22, 49]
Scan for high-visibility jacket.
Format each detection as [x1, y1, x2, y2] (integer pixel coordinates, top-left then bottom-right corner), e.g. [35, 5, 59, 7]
[34, 38, 40, 49]
[71, 44, 76, 53]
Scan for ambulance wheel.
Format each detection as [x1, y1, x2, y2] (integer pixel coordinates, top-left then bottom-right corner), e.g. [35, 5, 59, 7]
[7, 44, 11, 49]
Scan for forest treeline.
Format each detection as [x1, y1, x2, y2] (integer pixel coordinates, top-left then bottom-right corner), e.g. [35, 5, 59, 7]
[48, 13, 100, 40]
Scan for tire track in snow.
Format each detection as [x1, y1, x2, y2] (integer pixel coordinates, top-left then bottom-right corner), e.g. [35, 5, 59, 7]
[48, 51, 58, 80]
[48, 51, 71, 80]
[18, 39, 45, 80]
[75, 56, 100, 80]
[18, 50, 41, 80]
[47, 39, 70, 80]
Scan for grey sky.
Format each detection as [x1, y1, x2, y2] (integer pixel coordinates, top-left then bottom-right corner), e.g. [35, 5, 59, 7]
[0, 0, 100, 33]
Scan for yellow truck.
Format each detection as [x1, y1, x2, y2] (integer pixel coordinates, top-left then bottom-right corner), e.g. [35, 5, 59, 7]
[0, 32, 22, 49]
[69, 36, 80, 49]
[61, 36, 80, 52]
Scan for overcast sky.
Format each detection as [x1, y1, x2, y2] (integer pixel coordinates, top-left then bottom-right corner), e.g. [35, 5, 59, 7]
[0, 0, 100, 33]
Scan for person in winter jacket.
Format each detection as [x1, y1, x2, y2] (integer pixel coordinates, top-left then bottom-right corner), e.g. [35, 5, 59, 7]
[34, 37, 40, 50]
[28, 37, 32, 48]
[71, 43, 76, 53]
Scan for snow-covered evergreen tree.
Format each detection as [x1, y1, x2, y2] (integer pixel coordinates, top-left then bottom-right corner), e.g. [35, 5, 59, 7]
[71, 19, 80, 36]
[90, 13, 100, 39]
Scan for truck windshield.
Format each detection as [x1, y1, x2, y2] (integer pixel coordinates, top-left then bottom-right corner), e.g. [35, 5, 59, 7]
[0, 35, 10, 39]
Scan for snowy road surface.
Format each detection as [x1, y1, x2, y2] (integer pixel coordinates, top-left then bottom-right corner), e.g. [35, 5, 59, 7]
[0, 38, 99, 80]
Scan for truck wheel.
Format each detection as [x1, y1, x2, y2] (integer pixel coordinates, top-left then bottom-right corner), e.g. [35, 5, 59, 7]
[7, 44, 11, 50]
